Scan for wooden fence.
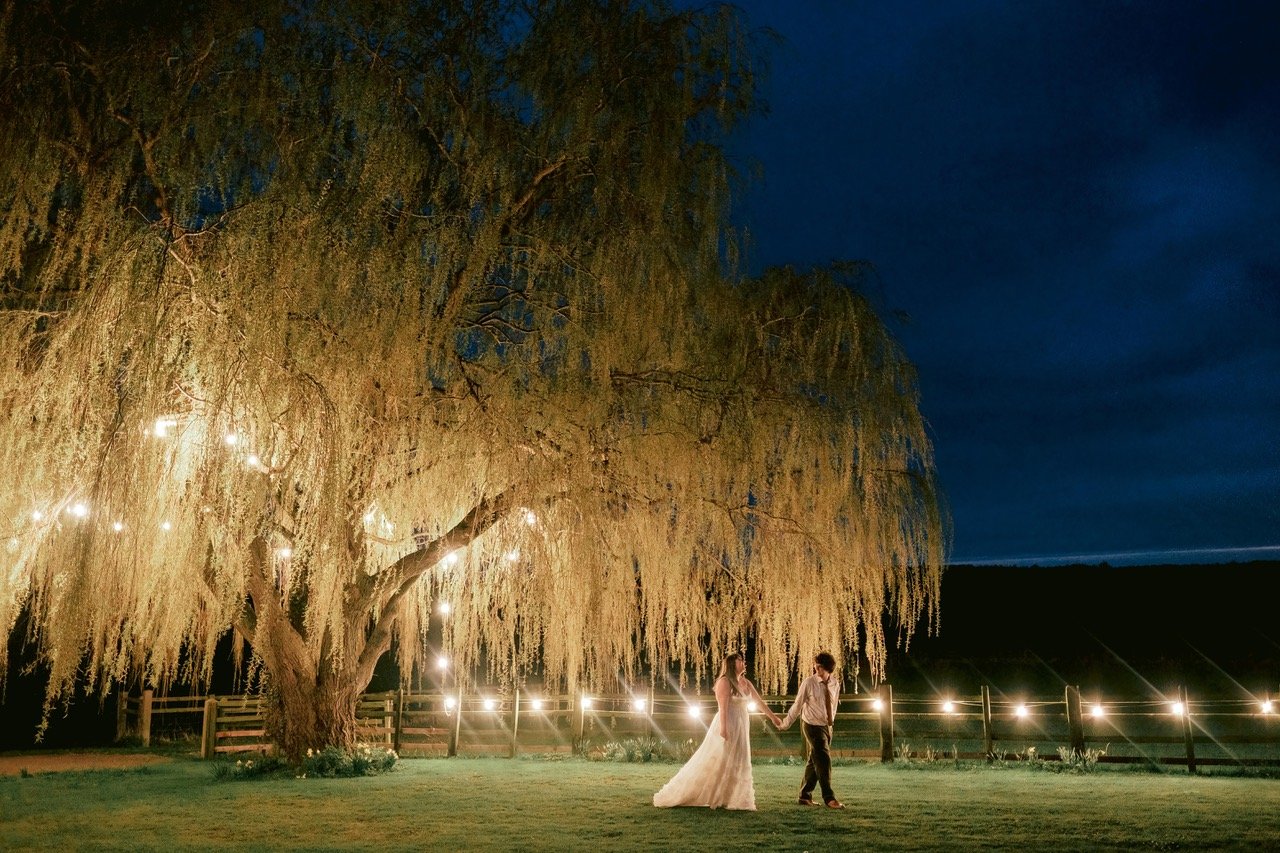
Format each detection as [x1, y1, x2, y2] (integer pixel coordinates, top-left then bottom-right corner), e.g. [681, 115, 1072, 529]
[117, 683, 1279, 772]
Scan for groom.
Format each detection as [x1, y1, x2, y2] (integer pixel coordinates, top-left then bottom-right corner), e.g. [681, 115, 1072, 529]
[775, 651, 844, 809]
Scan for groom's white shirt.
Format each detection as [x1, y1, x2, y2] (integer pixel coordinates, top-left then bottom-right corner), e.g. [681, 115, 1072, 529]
[780, 673, 839, 728]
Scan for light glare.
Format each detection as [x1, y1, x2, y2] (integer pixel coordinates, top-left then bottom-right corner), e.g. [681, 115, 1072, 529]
[483, 698, 496, 712]
[531, 699, 545, 711]
[1091, 704, 1105, 718]
[1015, 705, 1029, 718]
[580, 697, 593, 710]
[872, 699, 885, 712]
[942, 701, 955, 714]
[632, 698, 646, 712]
[1172, 702, 1185, 716]
[1262, 700, 1273, 714]
[687, 705, 701, 719]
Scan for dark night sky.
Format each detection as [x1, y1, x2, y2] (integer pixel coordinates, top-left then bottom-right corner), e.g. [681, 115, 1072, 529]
[715, 1, 1280, 565]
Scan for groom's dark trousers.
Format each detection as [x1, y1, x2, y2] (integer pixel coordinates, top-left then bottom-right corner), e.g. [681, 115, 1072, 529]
[800, 723, 835, 803]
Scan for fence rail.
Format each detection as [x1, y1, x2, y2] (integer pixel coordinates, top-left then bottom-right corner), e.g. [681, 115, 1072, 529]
[115, 683, 1279, 772]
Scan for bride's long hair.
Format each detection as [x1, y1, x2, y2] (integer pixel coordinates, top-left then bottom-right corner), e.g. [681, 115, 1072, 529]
[718, 652, 744, 696]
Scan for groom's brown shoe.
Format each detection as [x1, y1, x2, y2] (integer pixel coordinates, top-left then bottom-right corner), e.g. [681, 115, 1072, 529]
[825, 800, 845, 809]
[797, 797, 816, 806]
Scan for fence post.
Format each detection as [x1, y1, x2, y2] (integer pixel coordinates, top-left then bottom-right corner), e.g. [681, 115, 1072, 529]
[139, 688, 154, 748]
[1179, 685, 1197, 775]
[448, 690, 462, 757]
[393, 688, 405, 754]
[981, 685, 994, 761]
[115, 690, 130, 743]
[574, 693, 586, 749]
[383, 695, 394, 746]
[1065, 685, 1085, 758]
[510, 689, 521, 759]
[878, 684, 894, 763]
[201, 697, 218, 760]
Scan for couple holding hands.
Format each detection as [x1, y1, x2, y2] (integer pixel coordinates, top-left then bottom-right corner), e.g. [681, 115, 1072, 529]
[653, 651, 845, 811]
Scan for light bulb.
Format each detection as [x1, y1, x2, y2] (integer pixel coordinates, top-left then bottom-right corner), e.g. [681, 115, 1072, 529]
[632, 698, 646, 712]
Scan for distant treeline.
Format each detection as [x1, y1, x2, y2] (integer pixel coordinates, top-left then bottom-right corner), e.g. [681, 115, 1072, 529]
[878, 560, 1280, 698]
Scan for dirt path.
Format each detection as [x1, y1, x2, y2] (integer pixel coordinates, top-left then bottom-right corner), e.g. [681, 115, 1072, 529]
[0, 752, 173, 775]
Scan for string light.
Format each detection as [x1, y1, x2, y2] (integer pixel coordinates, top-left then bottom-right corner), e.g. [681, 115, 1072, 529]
[1015, 704, 1029, 718]
[224, 433, 239, 446]
[1091, 704, 1105, 719]
[277, 547, 292, 559]
[483, 698, 496, 712]
[444, 550, 461, 566]
[523, 509, 537, 526]
[872, 699, 885, 712]
[1262, 700, 1273, 714]
[531, 699, 545, 711]
[746, 701, 758, 712]
[942, 700, 955, 714]
[112, 522, 124, 533]
[580, 697, 592, 710]
[31, 510, 44, 522]
[1171, 702, 1185, 716]
[687, 705, 701, 719]
[160, 521, 172, 532]
[69, 502, 89, 518]
[632, 698, 646, 712]
[443, 697, 456, 712]
[437, 602, 451, 615]
[151, 417, 177, 438]
[504, 549, 520, 562]
[246, 454, 261, 468]
[436, 656, 449, 671]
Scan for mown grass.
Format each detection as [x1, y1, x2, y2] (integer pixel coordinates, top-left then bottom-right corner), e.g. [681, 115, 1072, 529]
[2, 756, 1279, 851]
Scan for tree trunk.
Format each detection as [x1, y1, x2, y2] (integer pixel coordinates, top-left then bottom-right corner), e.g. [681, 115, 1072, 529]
[267, 672, 360, 763]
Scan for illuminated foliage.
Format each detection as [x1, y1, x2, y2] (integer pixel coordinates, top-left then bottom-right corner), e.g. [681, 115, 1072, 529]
[0, 0, 943, 755]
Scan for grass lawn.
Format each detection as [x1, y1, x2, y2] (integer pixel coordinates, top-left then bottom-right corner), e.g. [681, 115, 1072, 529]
[2, 755, 1279, 851]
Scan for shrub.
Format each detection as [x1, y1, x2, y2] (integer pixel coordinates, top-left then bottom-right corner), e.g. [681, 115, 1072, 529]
[1055, 745, 1107, 773]
[301, 744, 399, 778]
[213, 744, 397, 781]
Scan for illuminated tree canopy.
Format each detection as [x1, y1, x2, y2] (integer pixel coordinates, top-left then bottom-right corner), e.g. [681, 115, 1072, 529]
[0, 0, 945, 757]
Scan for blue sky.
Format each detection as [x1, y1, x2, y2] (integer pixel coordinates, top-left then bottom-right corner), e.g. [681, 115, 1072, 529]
[713, 1, 1280, 565]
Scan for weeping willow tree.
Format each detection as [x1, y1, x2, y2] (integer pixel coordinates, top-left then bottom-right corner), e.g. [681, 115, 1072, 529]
[0, 0, 945, 758]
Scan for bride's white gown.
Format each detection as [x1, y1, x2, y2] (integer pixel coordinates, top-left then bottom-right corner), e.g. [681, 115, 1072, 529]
[653, 694, 755, 810]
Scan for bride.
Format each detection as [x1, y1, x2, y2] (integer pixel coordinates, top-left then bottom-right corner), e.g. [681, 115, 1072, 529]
[653, 652, 781, 810]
